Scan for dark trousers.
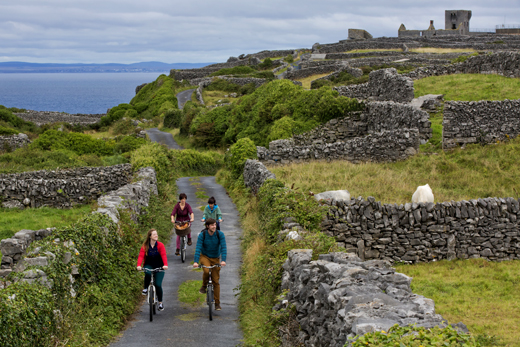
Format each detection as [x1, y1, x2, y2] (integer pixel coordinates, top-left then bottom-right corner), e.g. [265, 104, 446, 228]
[144, 264, 165, 301]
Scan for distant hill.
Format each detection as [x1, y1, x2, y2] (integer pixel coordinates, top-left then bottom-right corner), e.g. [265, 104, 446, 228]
[0, 61, 215, 73]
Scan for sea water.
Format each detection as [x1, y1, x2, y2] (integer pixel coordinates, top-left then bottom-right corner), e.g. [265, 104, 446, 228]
[0, 72, 167, 114]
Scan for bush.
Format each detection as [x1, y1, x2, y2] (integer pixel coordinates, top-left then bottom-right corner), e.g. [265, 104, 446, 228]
[227, 137, 257, 178]
[210, 66, 258, 76]
[284, 54, 294, 63]
[0, 107, 38, 133]
[112, 118, 136, 135]
[240, 83, 256, 95]
[113, 135, 147, 153]
[179, 102, 204, 136]
[130, 142, 172, 180]
[0, 126, 20, 135]
[30, 129, 114, 156]
[257, 58, 273, 70]
[204, 79, 241, 93]
[163, 109, 183, 128]
[171, 149, 224, 175]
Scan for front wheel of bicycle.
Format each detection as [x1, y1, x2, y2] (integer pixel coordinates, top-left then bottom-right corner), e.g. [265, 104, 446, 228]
[148, 286, 155, 322]
[207, 285, 213, 321]
[181, 237, 186, 263]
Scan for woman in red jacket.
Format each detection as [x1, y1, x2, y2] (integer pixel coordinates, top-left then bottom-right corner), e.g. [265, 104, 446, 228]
[136, 229, 168, 311]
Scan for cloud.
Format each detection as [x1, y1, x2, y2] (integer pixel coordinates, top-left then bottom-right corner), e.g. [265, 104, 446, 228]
[0, 0, 519, 63]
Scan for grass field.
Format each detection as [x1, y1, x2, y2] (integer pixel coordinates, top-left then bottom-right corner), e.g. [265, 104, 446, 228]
[344, 48, 402, 53]
[0, 205, 94, 241]
[410, 48, 477, 54]
[396, 259, 520, 346]
[201, 90, 234, 106]
[414, 74, 520, 101]
[295, 73, 332, 89]
[269, 136, 520, 204]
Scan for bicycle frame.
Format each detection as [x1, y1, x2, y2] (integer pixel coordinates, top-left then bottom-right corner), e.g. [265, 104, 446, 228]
[142, 268, 164, 322]
[200, 264, 221, 321]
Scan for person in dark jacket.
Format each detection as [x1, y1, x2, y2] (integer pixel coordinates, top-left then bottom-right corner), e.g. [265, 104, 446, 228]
[137, 229, 168, 311]
[171, 193, 195, 255]
[192, 218, 227, 311]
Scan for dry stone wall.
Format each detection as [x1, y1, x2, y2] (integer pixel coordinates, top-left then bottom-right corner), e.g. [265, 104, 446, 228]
[275, 249, 461, 347]
[443, 99, 520, 149]
[0, 166, 158, 278]
[404, 51, 520, 79]
[14, 111, 104, 126]
[170, 57, 261, 81]
[320, 196, 520, 263]
[257, 129, 420, 165]
[0, 164, 132, 209]
[291, 102, 431, 146]
[0, 133, 31, 151]
[334, 68, 414, 103]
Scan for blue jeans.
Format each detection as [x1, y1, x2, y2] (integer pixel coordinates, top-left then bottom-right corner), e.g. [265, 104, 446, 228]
[144, 265, 165, 301]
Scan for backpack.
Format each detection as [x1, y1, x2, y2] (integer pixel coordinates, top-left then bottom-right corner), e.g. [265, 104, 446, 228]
[201, 229, 221, 243]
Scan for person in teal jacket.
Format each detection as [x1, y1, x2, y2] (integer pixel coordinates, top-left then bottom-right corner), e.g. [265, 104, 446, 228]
[201, 196, 223, 230]
[193, 218, 227, 311]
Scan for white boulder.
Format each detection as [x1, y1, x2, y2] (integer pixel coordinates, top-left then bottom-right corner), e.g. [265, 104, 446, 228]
[412, 184, 434, 203]
[314, 190, 351, 202]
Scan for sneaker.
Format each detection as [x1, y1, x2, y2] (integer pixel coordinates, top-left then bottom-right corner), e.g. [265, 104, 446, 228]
[187, 238, 192, 246]
[175, 249, 180, 256]
[142, 289, 147, 295]
[199, 286, 206, 294]
[158, 303, 164, 311]
[215, 304, 221, 311]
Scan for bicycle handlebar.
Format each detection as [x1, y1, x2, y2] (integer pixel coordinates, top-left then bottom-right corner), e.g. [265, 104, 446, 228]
[199, 264, 221, 269]
[140, 267, 165, 273]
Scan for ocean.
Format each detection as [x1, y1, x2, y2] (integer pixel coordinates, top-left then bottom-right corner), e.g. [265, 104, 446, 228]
[0, 72, 168, 114]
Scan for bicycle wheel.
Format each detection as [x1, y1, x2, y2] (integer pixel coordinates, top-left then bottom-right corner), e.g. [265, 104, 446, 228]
[148, 286, 154, 322]
[207, 285, 213, 321]
[181, 236, 186, 263]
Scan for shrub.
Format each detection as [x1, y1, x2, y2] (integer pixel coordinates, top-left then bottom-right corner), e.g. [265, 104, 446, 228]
[99, 103, 135, 128]
[267, 116, 297, 143]
[284, 54, 294, 63]
[0, 108, 37, 133]
[112, 118, 136, 135]
[257, 58, 273, 70]
[163, 109, 183, 128]
[210, 66, 258, 76]
[113, 135, 147, 153]
[30, 129, 114, 156]
[240, 83, 256, 95]
[0, 126, 20, 135]
[179, 102, 204, 136]
[171, 149, 224, 175]
[130, 142, 171, 180]
[227, 137, 257, 178]
[204, 79, 241, 93]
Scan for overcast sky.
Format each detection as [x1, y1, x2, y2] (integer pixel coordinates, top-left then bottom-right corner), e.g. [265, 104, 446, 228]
[1, 0, 519, 64]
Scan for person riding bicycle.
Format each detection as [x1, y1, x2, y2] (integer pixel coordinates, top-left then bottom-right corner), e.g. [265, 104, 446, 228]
[136, 229, 168, 311]
[171, 193, 195, 256]
[192, 218, 227, 311]
[201, 196, 223, 230]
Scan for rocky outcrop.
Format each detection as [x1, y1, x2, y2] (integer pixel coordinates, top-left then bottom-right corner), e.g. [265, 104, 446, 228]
[243, 159, 276, 194]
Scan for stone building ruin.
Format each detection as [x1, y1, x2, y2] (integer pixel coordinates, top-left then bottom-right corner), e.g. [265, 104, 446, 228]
[399, 10, 472, 37]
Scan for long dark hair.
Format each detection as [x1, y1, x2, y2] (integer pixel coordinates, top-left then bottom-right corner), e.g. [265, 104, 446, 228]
[142, 229, 157, 256]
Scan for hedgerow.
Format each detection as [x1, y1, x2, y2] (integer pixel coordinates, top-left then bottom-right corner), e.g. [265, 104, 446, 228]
[189, 79, 364, 147]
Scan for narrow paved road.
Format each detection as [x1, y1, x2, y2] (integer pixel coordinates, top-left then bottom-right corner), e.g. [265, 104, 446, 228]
[177, 89, 195, 110]
[111, 129, 243, 347]
[146, 128, 183, 150]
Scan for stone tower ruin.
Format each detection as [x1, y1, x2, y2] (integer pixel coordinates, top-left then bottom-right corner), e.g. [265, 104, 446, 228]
[445, 10, 471, 34]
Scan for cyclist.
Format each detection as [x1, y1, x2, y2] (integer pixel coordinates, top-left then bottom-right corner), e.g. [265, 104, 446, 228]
[136, 229, 168, 311]
[201, 196, 223, 230]
[192, 218, 227, 311]
[171, 193, 195, 256]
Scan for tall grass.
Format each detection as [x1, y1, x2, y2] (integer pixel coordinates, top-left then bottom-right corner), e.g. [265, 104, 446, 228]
[269, 138, 520, 204]
[396, 259, 520, 347]
[414, 74, 520, 101]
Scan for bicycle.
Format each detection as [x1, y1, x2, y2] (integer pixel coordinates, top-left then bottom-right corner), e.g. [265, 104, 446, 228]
[141, 267, 164, 322]
[199, 264, 221, 321]
[175, 221, 191, 263]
